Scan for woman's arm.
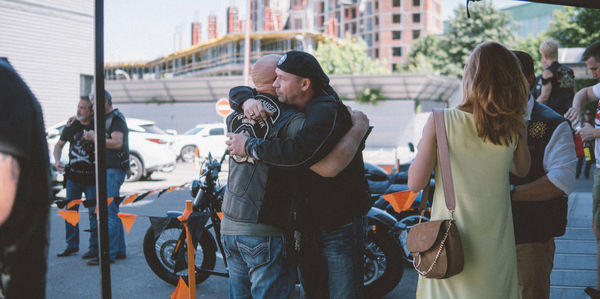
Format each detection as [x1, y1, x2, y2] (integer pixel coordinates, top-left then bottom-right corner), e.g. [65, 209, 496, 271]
[408, 114, 437, 192]
[510, 123, 530, 177]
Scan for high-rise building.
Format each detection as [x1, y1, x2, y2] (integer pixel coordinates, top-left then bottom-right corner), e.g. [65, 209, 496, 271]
[251, 0, 291, 32]
[191, 22, 202, 45]
[227, 6, 241, 34]
[300, 0, 442, 71]
[208, 14, 218, 40]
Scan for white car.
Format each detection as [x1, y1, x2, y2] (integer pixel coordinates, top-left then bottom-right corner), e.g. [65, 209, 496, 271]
[173, 123, 227, 162]
[47, 118, 177, 182]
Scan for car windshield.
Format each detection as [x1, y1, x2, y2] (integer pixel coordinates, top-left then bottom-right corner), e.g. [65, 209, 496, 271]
[183, 127, 203, 135]
[140, 124, 167, 135]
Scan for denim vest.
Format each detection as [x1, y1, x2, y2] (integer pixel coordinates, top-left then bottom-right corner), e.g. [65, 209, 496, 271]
[222, 93, 298, 224]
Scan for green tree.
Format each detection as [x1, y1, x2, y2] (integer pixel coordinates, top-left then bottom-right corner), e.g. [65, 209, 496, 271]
[314, 34, 389, 75]
[408, 2, 515, 77]
[547, 7, 600, 47]
[406, 34, 447, 74]
[514, 33, 549, 75]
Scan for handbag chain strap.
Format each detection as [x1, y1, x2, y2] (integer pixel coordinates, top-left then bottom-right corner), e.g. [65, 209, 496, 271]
[432, 109, 457, 217]
[412, 220, 453, 276]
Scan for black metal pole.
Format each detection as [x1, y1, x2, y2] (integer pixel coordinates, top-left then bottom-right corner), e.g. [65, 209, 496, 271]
[94, 0, 112, 298]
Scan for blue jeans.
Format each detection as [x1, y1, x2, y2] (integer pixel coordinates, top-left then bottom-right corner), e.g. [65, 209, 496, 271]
[222, 235, 296, 299]
[65, 180, 97, 252]
[299, 216, 366, 299]
[107, 168, 126, 260]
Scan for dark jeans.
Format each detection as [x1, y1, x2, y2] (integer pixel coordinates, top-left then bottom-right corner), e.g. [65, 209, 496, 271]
[65, 180, 97, 252]
[299, 216, 366, 299]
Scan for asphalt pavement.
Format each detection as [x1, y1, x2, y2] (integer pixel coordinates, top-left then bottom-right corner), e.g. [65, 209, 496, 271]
[45, 162, 597, 298]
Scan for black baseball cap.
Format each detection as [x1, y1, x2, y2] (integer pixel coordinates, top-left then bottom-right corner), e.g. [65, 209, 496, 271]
[277, 50, 329, 88]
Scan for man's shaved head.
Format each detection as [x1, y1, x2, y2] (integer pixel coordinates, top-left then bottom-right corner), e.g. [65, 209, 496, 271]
[251, 54, 281, 95]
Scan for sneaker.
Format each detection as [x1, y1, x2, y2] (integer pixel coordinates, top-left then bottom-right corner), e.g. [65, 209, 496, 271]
[81, 251, 97, 259]
[57, 248, 79, 257]
[116, 253, 126, 260]
[87, 257, 114, 265]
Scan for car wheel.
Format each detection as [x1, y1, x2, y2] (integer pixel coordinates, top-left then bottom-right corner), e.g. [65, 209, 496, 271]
[127, 154, 144, 182]
[180, 145, 197, 163]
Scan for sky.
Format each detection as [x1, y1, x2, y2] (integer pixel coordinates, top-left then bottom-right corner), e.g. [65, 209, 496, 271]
[105, 0, 520, 63]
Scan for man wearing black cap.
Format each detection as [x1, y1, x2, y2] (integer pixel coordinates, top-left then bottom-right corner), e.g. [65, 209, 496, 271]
[226, 50, 370, 299]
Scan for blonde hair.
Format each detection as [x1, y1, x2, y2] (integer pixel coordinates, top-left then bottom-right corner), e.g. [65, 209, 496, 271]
[461, 41, 528, 146]
[539, 39, 558, 61]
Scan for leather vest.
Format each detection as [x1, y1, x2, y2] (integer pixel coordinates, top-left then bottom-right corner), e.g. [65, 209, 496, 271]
[546, 61, 575, 116]
[510, 102, 568, 244]
[222, 93, 299, 225]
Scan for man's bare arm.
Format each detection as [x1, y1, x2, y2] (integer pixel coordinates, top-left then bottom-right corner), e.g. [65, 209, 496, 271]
[53, 140, 66, 172]
[309, 108, 370, 177]
[0, 152, 20, 226]
[511, 176, 564, 202]
[84, 130, 123, 150]
[536, 70, 553, 104]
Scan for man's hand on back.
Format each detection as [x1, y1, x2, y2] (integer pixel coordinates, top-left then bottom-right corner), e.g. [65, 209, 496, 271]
[226, 133, 249, 157]
[347, 106, 370, 138]
[242, 98, 273, 120]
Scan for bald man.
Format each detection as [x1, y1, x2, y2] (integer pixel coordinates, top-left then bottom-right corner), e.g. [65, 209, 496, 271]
[221, 54, 369, 298]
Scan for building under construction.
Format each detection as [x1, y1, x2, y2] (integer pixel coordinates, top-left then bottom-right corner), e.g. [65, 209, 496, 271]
[104, 31, 327, 80]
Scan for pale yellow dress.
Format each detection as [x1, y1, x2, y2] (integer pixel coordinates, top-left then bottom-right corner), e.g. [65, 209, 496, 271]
[416, 109, 520, 299]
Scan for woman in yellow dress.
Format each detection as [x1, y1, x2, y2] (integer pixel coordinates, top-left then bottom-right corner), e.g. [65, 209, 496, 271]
[408, 41, 531, 299]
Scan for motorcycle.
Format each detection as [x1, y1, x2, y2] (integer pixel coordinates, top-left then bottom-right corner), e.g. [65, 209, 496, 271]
[143, 152, 404, 298]
[365, 161, 434, 265]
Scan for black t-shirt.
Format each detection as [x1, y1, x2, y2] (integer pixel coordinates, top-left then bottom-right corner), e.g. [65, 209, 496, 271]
[0, 60, 51, 298]
[60, 120, 95, 184]
[106, 109, 129, 170]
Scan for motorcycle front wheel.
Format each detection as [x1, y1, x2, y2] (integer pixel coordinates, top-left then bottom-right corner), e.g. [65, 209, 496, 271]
[143, 220, 217, 285]
[364, 228, 404, 298]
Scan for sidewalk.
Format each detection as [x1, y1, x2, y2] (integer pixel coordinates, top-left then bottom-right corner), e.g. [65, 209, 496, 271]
[552, 191, 596, 299]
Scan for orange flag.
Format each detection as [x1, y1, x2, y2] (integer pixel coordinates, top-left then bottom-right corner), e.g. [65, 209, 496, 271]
[67, 199, 83, 209]
[57, 210, 80, 227]
[170, 277, 190, 299]
[94, 197, 115, 214]
[383, 190, 419, 213]
[117, 213, 138, 234]
[121, 193, 138, 206]
[177, 209, 192, 223]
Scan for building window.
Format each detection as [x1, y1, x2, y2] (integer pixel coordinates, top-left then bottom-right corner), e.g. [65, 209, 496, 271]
[393, 31, 402, 40]
[352, 7, 357, 18]
[320, 1, 325, 12]
[375, 48, 379, 58]
[412, 30, 420, 39]
[352, 22, 357, 34]
[375, 32, 379, 42]
[393, 0, 400, 7]
[413, 0, 420, 6]
[375, 16, 379, 26]
[345, 8, 349, 18]
[375, 0, 379, 9]
[392, 63, 399, 71]
[393, 47, 402, 57]
[393, 14, 401, 24]
[412, 13, 420, 23]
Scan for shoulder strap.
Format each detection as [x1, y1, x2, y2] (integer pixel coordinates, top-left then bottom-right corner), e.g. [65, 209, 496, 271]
[433, 109, 456, 212]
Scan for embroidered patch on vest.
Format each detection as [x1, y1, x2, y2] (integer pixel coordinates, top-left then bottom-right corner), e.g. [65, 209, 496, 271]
[529, 121, 547, 140]
[229, 94, 281, 164]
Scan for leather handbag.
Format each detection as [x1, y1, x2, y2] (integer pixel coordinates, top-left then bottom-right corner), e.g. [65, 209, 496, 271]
[406, 109, 464, 279]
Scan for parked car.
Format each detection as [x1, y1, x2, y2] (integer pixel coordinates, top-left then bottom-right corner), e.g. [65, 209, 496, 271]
[173, 123, 227, 162]
[46, 118, 177, 182]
